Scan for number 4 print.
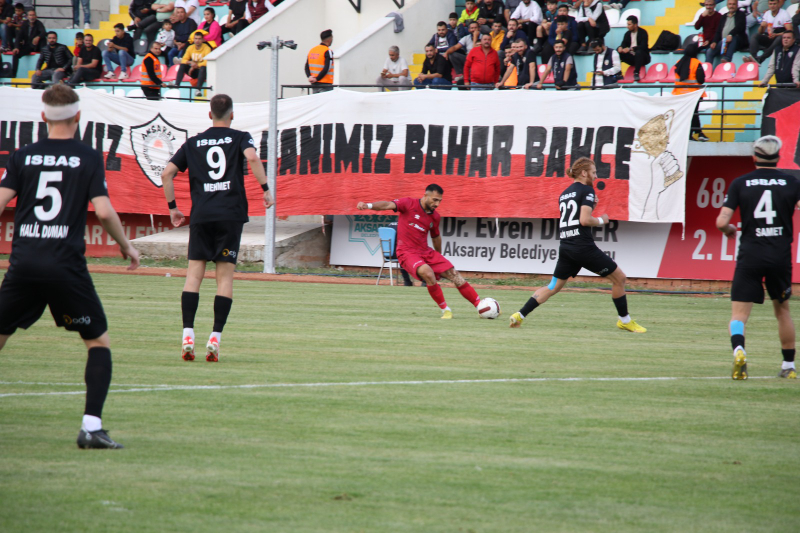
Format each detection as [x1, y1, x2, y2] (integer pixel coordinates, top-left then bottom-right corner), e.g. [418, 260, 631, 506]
[754, 190, 776, 225]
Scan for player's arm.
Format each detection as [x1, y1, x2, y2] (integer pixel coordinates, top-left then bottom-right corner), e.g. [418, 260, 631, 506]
[716, 207, 737, 236]
[579, 205, 608, 227]
[244, 146, 274, 209]
[0, 186, 16, 210]
[91, 195, 140, 270]
[432, 235, 442, 253]
[356, 201, 397, 211]
[161, 161, 186, 228]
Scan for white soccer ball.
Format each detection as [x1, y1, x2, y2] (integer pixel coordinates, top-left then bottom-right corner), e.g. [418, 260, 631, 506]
[477, 298, 501, 319]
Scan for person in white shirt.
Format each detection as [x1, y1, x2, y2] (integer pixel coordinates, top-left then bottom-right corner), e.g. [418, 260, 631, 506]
[376, 45, 410, 90]
[747, 0, 793, 63]
[174, 0, 200, 25]
[590, 37, 621, 87]
[575, 0, 609, 54]
[511, 0, 543, 43]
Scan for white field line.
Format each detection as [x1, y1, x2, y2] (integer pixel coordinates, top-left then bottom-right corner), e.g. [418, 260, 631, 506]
[0, 376, 772, 398]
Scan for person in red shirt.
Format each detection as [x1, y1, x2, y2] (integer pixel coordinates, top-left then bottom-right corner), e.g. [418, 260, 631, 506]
[464, 33, 500, 89]
[357, 184, 485, 319]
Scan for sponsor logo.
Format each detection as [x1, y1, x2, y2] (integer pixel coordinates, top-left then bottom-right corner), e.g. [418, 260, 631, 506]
[130, 114, 188, 188]
[222, 248, 237, 258]
[345, 214, 396, 255]
[63, 314, 91, 326]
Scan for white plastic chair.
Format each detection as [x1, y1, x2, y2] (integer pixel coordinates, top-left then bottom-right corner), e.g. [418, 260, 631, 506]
[616, 8, 640, 27]
[699, 90, 718, 112]
[686, 7, 704, 26]
[125, 88, 145, 98]
[163, 88, 181, 99]
[606, 9, 620, 27]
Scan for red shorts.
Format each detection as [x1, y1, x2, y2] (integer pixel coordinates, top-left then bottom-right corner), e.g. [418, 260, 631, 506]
[398, 248, 454, 281]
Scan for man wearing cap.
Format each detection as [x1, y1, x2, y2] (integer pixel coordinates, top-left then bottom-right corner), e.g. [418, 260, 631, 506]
[305, 29, 334, 93]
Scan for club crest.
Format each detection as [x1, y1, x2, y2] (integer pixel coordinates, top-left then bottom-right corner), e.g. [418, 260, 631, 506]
[130, 114, 187, 187]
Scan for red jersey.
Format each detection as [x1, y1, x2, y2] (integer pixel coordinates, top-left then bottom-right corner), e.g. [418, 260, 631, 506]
[393, 197, 441, 254]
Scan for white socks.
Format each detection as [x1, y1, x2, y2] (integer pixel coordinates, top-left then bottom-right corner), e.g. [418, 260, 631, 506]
[183, 328, 194, 341]
[82, 414, 102, 432]
[782, 361, 795, 370]
[618, 315, 631, 324]
[210, 332, 221, 344]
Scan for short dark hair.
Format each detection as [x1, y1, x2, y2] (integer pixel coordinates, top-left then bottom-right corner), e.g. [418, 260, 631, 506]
[210, 94, 233, 119]
[14, 3, 23, 9]
[114, 22, 125, 30]
[554, 38, 566, 47]
[46, 30, 57, 37]
[590, 37, 604, 48]
[437, 21, 447, 28]
[449, 12, 458, 19]
[627, 15, 638, 24]
[84, 33, 94, 40]
[204, 7, 215, 16]
[469, 20, 479, 27]
[514, 38, 527, 45]
[320, 29, 332, 40]
[426, 184, 444, 194]
[425, 43, 435, 50]
[162, 19, 172, 26]
[556, 15, 568, 23]
[76, 32, 84, 39]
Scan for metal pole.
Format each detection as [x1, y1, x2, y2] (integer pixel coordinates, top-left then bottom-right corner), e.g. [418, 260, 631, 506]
[263, 36, 279, 273]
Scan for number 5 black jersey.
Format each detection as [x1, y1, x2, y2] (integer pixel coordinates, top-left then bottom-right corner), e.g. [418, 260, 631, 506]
[723, 169, 800, 267]
[558, 181, 597, 249]
[170, 127, 255, 225]
[0, 138, 108, 280]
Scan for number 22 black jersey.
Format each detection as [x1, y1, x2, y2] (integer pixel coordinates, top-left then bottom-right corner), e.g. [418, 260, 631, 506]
[170, 126, 255, 225]
[0, 138, 108, 280]
[558, 181, 597, 249]
[723, 169, 800, 267]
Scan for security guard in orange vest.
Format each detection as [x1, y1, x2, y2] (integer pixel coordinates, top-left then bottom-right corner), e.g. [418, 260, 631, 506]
[672, 43, 709, 141]
[305, 29, 334, 93]
[141, 41, 164, 101]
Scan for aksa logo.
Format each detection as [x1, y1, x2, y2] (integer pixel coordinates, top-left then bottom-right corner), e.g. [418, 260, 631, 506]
[222, 249, 237, 258]
[130, 114, 188, 188]
[345, 214, 396, 255]
[63, 314, 91, 326]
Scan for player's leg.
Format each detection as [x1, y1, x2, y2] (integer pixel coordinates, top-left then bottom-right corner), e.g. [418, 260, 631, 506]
[180, 259, 206, 361]
[440, 267, 481, 308]
[772, 300, 797, 378]
[76, 332, 123, 449]
[0, 334, 9, 350]
[416, 263, 452, 318]
[605, 267, 644, 333]
[509, 276, 568, 327]
[206, 261, 235, 362]
[729, 266, 764, 380]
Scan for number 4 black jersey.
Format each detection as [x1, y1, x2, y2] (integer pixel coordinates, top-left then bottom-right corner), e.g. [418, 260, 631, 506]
[0, 138, 108, 280]
[170, 126, 255, 225]
[723, 169, 800, 267]
[558, 181, 597, 249]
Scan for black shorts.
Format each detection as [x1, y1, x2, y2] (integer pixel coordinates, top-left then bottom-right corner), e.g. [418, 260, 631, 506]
[188, 221, 244, 264]
[0, 271, 108, 340]
[553, 244, 618, 280]
[731, 263, 793, 304]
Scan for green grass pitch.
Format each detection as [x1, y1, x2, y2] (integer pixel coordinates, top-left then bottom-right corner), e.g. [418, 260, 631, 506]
[0, 272, 798, 532]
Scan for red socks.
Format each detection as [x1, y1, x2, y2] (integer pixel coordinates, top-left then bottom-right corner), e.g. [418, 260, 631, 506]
[457, 282, 480, 307]
[427, 284, 448, 309]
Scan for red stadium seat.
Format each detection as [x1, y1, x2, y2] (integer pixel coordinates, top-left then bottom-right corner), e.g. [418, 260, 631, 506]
[708, 62, 736, 82]
[162, 64, 179, 82]
[618, 65, 645, 83]
[121, 65, 142, 83]
[730, 61, 759, 82]
[701, 62, 712, 79]
[641, 63, 668, 83]
[537, 63, 554, 83]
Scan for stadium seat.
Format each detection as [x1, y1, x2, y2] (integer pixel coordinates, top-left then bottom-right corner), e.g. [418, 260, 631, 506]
[614, 8, 640, 27]
[121, 65, 142, 82]
[605, 9, 620, 27]
[163, 88, 181, 99]
[163, 64, 179, 82]
[0, 61, 11, 78]
[537, 64, 554, 83]
[376, 226, 400, 286]
[708, 62, 736, 82]
[641, 63, 668, 83]
[678, 34, 702, 52]
[701, 62, 712, 79]
[619, 66, 645, 84]
[126, 87, 145, 98]
[699, 90, 718, 112]
[133, 38, 148, 56]
[97, 39, 110, 53]
[730, 62, 760, 82]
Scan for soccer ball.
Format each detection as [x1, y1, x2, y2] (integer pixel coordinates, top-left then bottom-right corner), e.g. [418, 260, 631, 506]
[477, 298, 501, 319]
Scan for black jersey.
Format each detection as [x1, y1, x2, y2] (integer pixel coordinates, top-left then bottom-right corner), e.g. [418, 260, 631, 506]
[723, 169, 800, 267]
[558, 181, 597, 249]
[0, 138, 108, 280]
[170, 126, 255, 225]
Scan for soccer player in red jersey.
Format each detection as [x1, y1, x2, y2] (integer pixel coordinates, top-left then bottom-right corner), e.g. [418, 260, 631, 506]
[357, 184, 483, 319]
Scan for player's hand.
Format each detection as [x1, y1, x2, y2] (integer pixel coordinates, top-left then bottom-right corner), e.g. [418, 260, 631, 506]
[722, 223, 737, 237]
[263, 190, 274, 209]
[600, 214, 610, 225]
[356, 202, 370, 210]
[120, 243, 140, 270]
[170, 208, 185, 227]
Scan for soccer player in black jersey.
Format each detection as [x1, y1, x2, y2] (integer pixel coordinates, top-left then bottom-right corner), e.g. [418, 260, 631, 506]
[716, 135, 800, 380]
[509, 157, 646, 332]
[0, 85, 140, 449]
[161, 94, 274, 362]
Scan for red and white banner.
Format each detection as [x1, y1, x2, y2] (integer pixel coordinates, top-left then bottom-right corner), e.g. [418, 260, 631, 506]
[0, 87, 701, 223]
[331, 156, 800, 282]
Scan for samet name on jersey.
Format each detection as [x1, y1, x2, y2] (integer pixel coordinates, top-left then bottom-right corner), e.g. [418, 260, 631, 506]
[18, 222, 69, 239]
[24, 155, 80, 168]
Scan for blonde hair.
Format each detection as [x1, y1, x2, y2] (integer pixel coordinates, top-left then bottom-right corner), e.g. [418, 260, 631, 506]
[566, 157, 595, 179]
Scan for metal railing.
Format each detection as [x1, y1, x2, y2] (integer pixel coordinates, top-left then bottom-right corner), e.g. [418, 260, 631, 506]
[0, 81, 214, 102]
[31, 0, 72, 22]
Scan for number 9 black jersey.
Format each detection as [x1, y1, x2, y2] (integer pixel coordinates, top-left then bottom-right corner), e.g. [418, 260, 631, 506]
[0, 138, 108, 280]
[169, 127, 255, 225]
[558, 181, 597, 249]
[723, 169, 800, 267]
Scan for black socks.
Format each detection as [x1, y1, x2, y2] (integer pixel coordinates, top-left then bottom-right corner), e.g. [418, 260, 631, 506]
[182, 291, 199, 329]
[213, 295, 233, 333]
[84, 347, 112, 418]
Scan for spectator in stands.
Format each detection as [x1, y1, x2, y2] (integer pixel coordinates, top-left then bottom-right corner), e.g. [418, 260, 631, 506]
[746, 0, 793, 64]
[10, 8, 45, 78]
[499, 45, 515, 78]
[134, 0, 174, 43]
[696, 0, 723, 54]
[447, 12, 465, 40]
[221, 0, 249, 38]
[793, 3, 800, 40]
[246, 0, 271, 24]
[3, 3, 24, 52]
[31, 31, 72, 88]
[544, 4, 578, 58]
[478, 0, 505, 34]
[575, 0, 608, 54]
[66, 33, 101, 85]
[73, 31, 83, 55]
[141, 40, 163, 100]
[465, 33, 500, 89]
[446, 20, 481, 82]
[759, 31, 800, 86]
[617, 14, 650, 81]
[173, 31, 211, 96]
[198, 7, 221, 47]
[499, 38, 537, 87]
[708, 0, 747, 64]
[537, 38, 577, 89]
[174, 0, 200, 25]
[490, 20, 505, 50]
[305, 29, 334, 93]
[155, 19, 174, 56]
[167, 7, 196, 65]
[414, 43, 452, 88]
[504, 0, 521, 24]
[534, 0, 559, 55]
[428, 20, 458, 56]
[0, 0, 14, 52]
[542, 15, 574, 64]
[608, 1, 630, 9]
[510, 0, 542, 43]
[127, 0, 153, 32]
[673, 43, 709, 142]
[500, 18, 528, 55]
[458, 0, 480, 36]
[102, 23, 134, 79]
[590, 37, 621, 88]
[376, 45, 410, 90]
[71, 0, 90, 29]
